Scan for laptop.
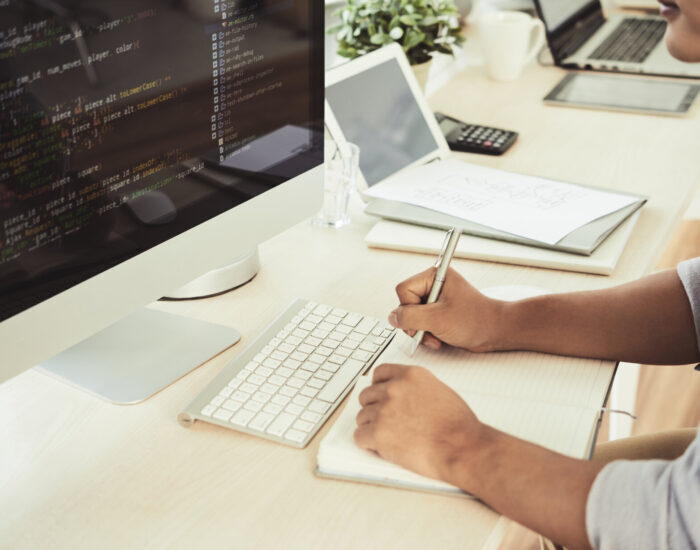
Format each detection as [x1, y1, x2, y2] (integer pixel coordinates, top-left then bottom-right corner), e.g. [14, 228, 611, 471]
[324, 43, 645, 256]
[532, 0, 700, 78]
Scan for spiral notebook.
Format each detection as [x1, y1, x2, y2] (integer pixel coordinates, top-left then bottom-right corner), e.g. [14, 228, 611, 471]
[316, 335, 615, 496]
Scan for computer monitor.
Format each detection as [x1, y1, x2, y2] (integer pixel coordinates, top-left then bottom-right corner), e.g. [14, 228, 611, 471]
[0, 0, 323, 402]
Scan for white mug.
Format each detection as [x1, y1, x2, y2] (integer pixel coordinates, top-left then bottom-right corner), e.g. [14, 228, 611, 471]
[477, 11, 545, 81]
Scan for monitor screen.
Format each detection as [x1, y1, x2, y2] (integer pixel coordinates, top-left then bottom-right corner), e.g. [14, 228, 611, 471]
[325, 58, 440, 187]
[537, 0, 592, 31]
[0, 0, 322, 323]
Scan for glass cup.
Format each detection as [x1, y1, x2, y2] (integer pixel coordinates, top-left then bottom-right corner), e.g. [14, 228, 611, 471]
[311, 140, 360, 228]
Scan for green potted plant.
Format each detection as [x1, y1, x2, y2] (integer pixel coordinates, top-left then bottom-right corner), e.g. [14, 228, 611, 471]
[327, 0, 465, 89]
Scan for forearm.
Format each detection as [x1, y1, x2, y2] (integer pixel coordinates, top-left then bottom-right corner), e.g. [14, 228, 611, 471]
[494, 269, 698, 364]
[443, 426, 604, 550]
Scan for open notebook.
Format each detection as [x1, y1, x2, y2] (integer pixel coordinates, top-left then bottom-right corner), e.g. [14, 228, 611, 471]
[317, 334, 616, 496]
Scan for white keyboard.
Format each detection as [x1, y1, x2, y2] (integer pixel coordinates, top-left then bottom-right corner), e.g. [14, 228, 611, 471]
[178, 299, 395, 447]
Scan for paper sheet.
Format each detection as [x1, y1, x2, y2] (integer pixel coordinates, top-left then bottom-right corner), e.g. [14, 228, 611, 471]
[363, 160, 638, 245]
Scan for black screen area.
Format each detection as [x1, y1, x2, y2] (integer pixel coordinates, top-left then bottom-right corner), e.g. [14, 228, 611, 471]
[0, 0, 323, 322]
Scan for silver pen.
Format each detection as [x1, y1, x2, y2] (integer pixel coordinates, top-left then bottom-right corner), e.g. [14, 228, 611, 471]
[409, 227, 462, 356]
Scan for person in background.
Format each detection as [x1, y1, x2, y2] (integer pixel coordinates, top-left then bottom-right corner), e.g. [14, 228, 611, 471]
[354, 2, 700, 548]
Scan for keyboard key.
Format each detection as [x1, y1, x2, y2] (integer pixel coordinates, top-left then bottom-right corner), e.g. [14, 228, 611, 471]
[286, 335, 302, 346]
[287, 377, 305, 388]
[213, 409, 233, 422]
[270, 351, 287, 361]
[255, 366, 273, 377]
[249, 412, 275, 431]
[307, 353, 325, 364]
[306, 314, 323, 324]
[298, 343, 315, 354]
[291, 351, 308, 362]
[271, 394, 290, 406]
[267, 413, 296, 436]
[325, 314, 343, 325]
[211, 395, 225, 407]
[293, 419, 314, 432]
[267, 375, 286, 387]
[275, 366, 293, 378]
[299, 321, 315, 331]
[278, 342, 295, 353]
[295, 369, 312, 380]
[262, 358, 280, 369]
[317, 359, 366, 403]
[244, 400, 263, 412]
[342, 313, 362, 327]
[318, 321, 335, 332]
[335, 346, 352, 357]
[264, 403, 283, 415]
[301, 411, 322, 423]
[284, 429, 307, 443]
[219, 386, 233, 398]
[285, 403, 304, 415]
[300, 361, 319, 373]
[227, 378, 243, 389]
[201, 404, 216, 417]
[308, 400, 331, 414]
[231, 409, 255, 427]
[236, 370, 250, 380]
[308, 377, 325, 389]
[279, 386, 297, 397]
[305, 336, 322, 346]
[359, 342, 379, 353]
[283, 358, 301, 369]
[293, 395, 311, 407]
[316, 370, 333, 381]
[331, 308, 347, 317]
[246, 375, 265, 386]
[231, 390, 251, 402]
[241, 384, 265, 393]
[313, 304, 332, 316]
[252, 391, 271, 404]
[352, 350, 372, 362]
[222, 399, 243, 412]
[300, 386, 318, 398]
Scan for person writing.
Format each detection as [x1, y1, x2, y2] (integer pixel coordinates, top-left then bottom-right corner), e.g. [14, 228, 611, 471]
[354, 3, 700, 549]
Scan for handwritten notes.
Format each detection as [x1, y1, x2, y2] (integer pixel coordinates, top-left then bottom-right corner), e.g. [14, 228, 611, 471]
[363, 159, 638, 245]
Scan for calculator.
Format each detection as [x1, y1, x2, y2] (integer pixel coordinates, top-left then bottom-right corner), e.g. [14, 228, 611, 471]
[434, 112, 518, 155]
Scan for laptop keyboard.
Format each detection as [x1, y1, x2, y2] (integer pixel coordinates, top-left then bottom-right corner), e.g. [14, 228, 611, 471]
[588, 17, 666, 63]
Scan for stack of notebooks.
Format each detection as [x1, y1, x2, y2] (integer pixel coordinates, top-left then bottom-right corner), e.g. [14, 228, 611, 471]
[316, 334, 615, 496]
[363, 160, 646, 276]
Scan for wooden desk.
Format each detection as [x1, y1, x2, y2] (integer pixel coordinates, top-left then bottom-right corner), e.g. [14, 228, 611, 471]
[1, 60, 697, 549]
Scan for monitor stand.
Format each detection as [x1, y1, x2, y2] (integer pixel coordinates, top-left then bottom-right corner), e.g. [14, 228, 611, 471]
[36, 248, 261, 403]
[164, 247, 260, 299]
[37, 308, 240, 404]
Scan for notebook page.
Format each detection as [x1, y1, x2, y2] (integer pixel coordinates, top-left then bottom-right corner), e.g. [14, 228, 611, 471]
[317, 377, 600, 493]
[380, 334, 614, 410]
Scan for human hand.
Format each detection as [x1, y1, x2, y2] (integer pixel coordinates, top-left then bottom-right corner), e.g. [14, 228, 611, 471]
[389, 267, 505, 352]
[354, 363, 485, 484]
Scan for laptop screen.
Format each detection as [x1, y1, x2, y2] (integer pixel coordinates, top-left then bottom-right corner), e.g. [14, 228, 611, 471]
[538, 0, 593, 30]
[326, 58, 440, 186]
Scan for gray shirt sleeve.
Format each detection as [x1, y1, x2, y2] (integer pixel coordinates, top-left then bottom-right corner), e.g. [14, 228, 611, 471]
[586, 258, 700, 550]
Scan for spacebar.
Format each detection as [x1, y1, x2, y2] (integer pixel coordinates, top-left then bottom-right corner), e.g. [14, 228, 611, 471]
[317, 358, 367, 403]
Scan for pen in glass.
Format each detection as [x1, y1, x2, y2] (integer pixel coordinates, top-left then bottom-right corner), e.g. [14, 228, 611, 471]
[409, 227, 461, 356]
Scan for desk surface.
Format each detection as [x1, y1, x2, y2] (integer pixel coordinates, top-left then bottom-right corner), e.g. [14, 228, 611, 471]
[2, 58, 698, 549]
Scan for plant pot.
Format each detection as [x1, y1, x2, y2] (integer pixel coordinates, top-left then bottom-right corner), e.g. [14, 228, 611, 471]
[411, 59, 433, 93]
